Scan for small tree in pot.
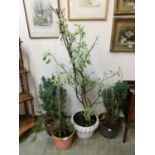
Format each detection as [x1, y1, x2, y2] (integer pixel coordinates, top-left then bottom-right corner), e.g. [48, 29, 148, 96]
[37, 76, 66, 136]
[98, 81, 129, 138]
[43, 6, 120, 138]
[50, 76, 75, 150]
[35, 76, 75, 150]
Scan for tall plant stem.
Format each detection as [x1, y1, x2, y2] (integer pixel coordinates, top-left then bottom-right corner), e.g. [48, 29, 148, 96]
[56, 8, 83, 104]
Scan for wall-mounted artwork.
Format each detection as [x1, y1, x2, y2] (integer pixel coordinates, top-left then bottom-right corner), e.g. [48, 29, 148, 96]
[23, 0, 59, 38]
[68, 0, 109, 21]
[114, 0, 135, 15]
[110, 17, 135, 52]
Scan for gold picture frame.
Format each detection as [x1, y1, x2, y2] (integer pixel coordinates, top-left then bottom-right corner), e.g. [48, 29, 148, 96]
[114, 0, 135, 15]
[110, 17, 135, 52]
[68, 0, 109, 21]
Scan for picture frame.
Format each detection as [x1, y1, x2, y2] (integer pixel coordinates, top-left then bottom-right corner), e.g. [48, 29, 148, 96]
[110, 17, 135, 52]
[23, 0, 59, 39]
[68, 0, 109, 21]
[114, 0, 135, 15]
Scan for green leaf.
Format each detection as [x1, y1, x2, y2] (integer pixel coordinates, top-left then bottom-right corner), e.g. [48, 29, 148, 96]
[45, 58, 50, 64]
[43, 55, 47, 61]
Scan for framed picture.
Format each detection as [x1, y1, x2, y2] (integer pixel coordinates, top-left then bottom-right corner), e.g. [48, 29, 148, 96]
[110, 17, 135, 52]
[114, 0, 135, 15]
[68, 0, 109, 21]
[23, 0, 59, 39]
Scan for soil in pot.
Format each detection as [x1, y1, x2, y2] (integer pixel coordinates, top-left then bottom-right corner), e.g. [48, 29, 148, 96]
[98, 113, 121, 138]
[52, 129, 74, 150]
[73, 111, 97, 127]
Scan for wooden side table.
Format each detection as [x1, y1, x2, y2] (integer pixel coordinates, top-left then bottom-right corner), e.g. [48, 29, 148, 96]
[123, 81, 135, 143]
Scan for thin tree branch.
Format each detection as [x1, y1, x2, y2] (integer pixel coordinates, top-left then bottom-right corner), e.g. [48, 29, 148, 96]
[87, 37, 98, 54]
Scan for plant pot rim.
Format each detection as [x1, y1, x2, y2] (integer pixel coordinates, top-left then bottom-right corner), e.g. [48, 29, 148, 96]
[51, 131, 75, 141]
[99, 112, 107, 119]
[99, 113, 121, 121]
[99, 113, 121, 129]
[71, 111, 99, 129]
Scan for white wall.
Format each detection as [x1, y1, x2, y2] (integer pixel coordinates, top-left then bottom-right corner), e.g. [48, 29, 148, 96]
[19, 0, 135, 115]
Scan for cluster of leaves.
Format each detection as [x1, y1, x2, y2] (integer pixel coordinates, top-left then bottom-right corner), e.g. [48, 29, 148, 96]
[33, 76, 70, 138]
[101, 81, 129, 122]
[33, 112, 75, 139]
[43, 11, 98, 122]
[52, 115, 75, 138]
[83, 107, 94, 123]
[39, 76, 66, 113]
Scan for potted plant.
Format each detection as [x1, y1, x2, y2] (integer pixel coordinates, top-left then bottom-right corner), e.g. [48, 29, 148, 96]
[51, 116, 75, 150]
[43, 7, 120, 138]
[98, 81, 129, 138]
[50, 79, 75, 150]
[37, 76, 66, 136]
[36, 76, 75, 150]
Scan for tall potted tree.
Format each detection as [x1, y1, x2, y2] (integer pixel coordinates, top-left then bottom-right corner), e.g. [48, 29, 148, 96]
[43, 7, 120, 138]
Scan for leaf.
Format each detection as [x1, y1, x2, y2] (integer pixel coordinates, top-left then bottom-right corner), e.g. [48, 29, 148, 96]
[46, 58, 51, 64]
[43, 55, 47, 61]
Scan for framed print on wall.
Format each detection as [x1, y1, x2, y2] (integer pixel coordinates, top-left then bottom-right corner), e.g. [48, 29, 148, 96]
[114, 0, 135, 15]
[23, 0, 59, 39]
[68, 0, 109, 21]
[110, 17, 135, 52]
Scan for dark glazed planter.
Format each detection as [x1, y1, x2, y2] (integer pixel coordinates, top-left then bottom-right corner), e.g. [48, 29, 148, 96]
[98, 113, 121, 138]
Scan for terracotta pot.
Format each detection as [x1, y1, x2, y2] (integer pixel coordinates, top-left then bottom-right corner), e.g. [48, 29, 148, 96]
[52, 132, 74, 150]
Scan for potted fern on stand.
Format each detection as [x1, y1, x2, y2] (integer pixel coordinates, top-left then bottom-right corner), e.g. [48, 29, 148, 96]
[43, 6, 120, 138]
